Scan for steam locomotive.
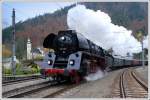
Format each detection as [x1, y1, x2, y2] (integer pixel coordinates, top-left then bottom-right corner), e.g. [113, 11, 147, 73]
[40, 30, 143, 83]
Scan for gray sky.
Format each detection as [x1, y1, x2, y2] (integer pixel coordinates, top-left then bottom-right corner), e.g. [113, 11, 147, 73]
[2, 2, 74, 28]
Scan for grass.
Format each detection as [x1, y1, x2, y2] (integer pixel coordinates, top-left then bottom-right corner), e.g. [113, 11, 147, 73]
[3, 62, 41, 76]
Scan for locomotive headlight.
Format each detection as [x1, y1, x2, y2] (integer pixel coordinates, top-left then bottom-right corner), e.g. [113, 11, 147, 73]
[60, 36, 65, 41]
[48, 60, 53, 65]
[69, 60, 75, 65]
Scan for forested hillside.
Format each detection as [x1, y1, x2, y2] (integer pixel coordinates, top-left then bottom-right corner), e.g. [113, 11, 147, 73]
[2, 2, 148, 59]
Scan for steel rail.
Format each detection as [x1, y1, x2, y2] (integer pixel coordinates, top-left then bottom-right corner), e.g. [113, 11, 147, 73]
[3, 75, 42, 84]
[131, 71, 148, 91]
[119, 70, 126, 98]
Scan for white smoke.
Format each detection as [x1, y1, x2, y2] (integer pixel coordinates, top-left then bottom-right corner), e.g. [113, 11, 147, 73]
[143, 36, 148, 49]
[67, 5, 143, 56]
[85, 69, 105, 81]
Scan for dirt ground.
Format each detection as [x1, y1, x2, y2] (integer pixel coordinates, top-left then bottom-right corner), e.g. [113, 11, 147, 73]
[134, 66, 148, 82]
[56, 66, 148, 98]
[56, 69, 123, 98]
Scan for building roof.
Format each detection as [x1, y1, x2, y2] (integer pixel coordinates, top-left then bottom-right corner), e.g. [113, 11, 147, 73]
[32, 48, 43, 54]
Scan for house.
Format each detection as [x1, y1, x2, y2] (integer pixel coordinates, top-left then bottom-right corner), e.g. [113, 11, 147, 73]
[32, 47, 44, 59]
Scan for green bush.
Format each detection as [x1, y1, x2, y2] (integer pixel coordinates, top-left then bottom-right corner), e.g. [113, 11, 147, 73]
[22, 70, 32, 75]
[16, 63, 21, 69]
[31, 68, 38, 74]
[31, 63, 40, 73]
[4, 68, 12, 75]
[34, 56, 43, 61]
[3, 62, 40, 76]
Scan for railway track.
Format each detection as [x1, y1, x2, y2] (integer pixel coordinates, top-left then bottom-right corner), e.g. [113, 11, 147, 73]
[3, 80, 53, 98]
[2, 75, 42, 86]
[3, 78, 84, 98]
[44, 82, 84, 98]
[110, 68, 148, 98]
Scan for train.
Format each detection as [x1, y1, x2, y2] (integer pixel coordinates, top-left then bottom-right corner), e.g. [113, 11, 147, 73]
[40, 30, 146, 83]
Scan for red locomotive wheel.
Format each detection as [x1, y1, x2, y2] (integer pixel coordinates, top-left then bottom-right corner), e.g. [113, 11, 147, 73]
[70, 72, 80, 84]
[75, 73, 80, 84]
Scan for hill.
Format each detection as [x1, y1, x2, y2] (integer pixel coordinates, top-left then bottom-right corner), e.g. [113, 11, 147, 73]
[2, 2, 148, 59]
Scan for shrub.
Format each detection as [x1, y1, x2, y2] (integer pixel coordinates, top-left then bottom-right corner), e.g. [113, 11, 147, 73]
[4, 68, 12, 75]
[30, 63, 40, 74]
[34, 56, 43, 61]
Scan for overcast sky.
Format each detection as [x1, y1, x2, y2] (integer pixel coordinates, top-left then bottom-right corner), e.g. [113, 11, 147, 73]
[2, 2, 74, 28]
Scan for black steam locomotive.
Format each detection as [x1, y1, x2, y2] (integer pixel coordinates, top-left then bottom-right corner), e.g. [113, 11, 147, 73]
[40, 30, 143, 83]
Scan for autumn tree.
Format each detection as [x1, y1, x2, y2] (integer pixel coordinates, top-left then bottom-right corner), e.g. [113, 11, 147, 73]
[2, 45, 12, 57]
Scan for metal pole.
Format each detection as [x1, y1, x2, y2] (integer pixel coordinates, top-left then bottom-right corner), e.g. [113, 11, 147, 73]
[76, 1, 78, 6]
[12, 8, 16, 75]
[141, 39, 145, 67]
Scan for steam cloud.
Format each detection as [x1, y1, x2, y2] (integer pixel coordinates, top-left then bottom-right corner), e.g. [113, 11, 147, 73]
[67, 5, 147, 56]
[85, 69, 105, 81]
[143, 36, 148, 49]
